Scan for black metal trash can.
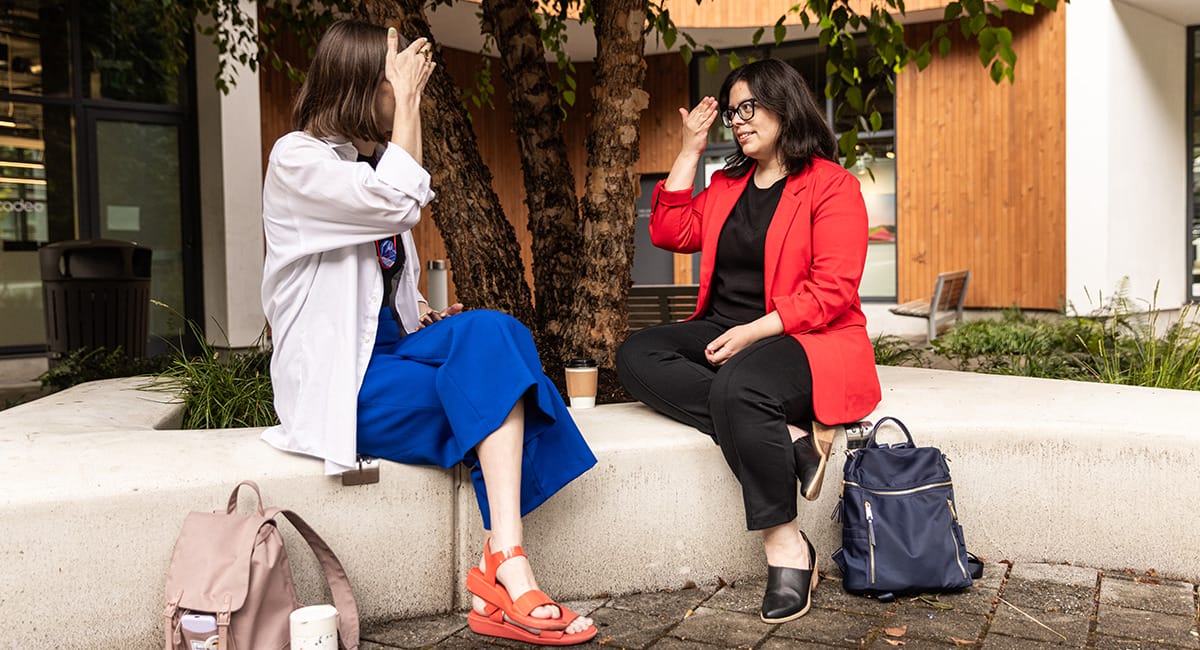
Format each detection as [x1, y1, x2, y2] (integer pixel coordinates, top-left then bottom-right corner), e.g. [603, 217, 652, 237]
[39, 239, 153, 367]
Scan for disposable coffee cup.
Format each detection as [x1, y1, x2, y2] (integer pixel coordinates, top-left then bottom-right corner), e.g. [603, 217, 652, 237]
[565, 358, 598, 409]
[290, 604, 338, 650]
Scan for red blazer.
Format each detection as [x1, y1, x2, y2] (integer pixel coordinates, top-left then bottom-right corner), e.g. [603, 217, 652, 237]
[649, 158, 881, 424]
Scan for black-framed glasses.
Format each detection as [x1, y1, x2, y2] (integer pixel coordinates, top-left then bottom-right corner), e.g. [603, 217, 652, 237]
[721, 99, 758, 127]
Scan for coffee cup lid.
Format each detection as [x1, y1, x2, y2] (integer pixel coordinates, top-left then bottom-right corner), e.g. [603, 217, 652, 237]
[565, 358, 597, 368]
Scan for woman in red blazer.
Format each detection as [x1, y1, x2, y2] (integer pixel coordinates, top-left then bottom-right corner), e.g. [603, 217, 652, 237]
[617, 59, 881, 624]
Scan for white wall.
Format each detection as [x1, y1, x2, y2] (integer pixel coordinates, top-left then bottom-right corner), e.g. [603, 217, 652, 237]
[193, 1, 267, 348]
[1066, 1, 1188, 312]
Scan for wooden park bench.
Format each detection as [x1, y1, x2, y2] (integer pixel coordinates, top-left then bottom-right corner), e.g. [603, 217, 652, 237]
[889, 270, 971, 343]
[628, 284, 700, 331]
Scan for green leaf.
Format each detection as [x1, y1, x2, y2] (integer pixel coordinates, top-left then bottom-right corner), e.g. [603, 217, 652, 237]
[838, 130, 858, 167]
[705, 54, 720, 75]
[938, 36, 952, 57]
[968, 14, 987, 34]
[729, 50, 743, 69]
[944, 1, 962, 20]
[563, 89, 576, 105]
[996, 27, 1013, 46]
[915, 48, 932, 69]
[664, 27, 677, 49]
[870, 111, 883, 132]
[752, 27, 764, 46]
[978, 27, 997, 51]
[680, 44, 693, 65]
[846, 86, 864, 111]
[775, 22, 787, 46]
[989, 60, 1004, 83]
[1000, 45, 1017, 66]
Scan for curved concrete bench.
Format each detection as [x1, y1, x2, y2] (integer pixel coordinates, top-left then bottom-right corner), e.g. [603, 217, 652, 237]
[2, 368, 1198, 647]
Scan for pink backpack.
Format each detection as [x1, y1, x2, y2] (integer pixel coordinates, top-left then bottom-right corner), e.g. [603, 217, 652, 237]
[163, 481, 359, 649]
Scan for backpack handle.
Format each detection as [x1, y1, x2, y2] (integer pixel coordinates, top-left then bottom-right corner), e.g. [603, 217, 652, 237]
[226, 480, 266, 516]
[270, 508, 362, 650]
[866, 416, 915, 447]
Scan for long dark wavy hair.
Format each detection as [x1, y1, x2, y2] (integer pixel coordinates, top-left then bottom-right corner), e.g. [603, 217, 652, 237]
[292, 20, 405, 144]
[718, 59, 837, 179]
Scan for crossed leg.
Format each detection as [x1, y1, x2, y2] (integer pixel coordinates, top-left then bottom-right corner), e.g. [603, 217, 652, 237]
[473, 399, 593, 636]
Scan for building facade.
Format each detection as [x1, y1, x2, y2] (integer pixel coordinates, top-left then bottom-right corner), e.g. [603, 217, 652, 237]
[0, 0, 1197, 357]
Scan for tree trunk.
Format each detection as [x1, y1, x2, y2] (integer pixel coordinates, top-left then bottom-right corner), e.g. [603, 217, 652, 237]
[480, 0, 584, 362]
[359, 0, 533, 317]
[565, 0, 649, 368]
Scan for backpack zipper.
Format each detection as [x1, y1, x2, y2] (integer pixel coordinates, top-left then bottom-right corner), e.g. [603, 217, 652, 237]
[844, 480, 953, 496]
[947, 498, 968, 580]
[865, 500, 876, 583]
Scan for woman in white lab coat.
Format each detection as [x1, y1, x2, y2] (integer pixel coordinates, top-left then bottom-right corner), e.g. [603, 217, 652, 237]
[260, 20, 597, 646]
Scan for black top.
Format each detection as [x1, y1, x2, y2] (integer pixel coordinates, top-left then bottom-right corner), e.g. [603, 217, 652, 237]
[706, 176, 787, 325]
[359, 152, 406, 327]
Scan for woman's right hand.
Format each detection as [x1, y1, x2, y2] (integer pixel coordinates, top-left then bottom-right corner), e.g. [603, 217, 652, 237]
[679, 97, 718, 156]
[386, 30, 435, 107]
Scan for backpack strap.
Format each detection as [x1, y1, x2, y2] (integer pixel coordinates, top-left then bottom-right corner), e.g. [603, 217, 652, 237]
[866, 416, 915, 448]
[268, 508, 361, 650]
[226, 480, 266, 515]
[217, 601, 232, 650]
[163, 589, 182, 650]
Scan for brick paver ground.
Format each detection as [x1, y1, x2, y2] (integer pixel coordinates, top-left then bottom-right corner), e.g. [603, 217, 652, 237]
[361, 562, 1200, 649]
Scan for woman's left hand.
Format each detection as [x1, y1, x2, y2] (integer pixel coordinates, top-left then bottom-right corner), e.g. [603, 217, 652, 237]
[705, 324, 762, 366]
[705, 313, 785, 366]
[419, 302, 464, 327]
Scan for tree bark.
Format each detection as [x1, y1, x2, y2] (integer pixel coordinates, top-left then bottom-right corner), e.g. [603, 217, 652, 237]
[565, 0, 649, 367]
[480, 0, 584, 361]
[359, 0, 533, 317]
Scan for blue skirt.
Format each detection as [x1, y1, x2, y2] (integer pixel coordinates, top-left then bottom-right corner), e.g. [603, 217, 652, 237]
[356, 308, 596, 528]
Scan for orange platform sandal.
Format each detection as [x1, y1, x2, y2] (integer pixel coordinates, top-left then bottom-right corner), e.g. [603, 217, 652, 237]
[465, 542, 597, 646]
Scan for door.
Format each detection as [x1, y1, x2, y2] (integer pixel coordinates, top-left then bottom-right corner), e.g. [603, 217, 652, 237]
[83, 109, 200, 353]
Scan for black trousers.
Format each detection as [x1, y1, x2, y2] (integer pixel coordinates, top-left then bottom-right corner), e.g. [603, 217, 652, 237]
[616, 319, 815, 530]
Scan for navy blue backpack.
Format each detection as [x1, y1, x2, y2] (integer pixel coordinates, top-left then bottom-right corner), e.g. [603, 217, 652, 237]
[832, 417, 982, 601]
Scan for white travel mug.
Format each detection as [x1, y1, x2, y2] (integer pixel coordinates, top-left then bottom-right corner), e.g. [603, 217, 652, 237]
[290, 604, 338, 650]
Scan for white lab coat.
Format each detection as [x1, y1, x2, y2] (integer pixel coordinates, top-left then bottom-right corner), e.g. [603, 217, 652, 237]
[260, 131, 435, 474]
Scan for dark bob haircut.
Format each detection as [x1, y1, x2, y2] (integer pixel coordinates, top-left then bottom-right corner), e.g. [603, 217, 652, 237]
[292, 20, 407, 143]
[718, 58, 837, 179]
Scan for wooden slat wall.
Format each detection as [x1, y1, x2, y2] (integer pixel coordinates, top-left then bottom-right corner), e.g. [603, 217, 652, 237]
[896, 10, 1066, 309]
[258, 33, 688, 301]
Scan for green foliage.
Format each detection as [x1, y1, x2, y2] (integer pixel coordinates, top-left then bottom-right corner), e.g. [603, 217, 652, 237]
[38, 347, 171, 392]
[148, 304, 278, 429]
[930, 307, 1096, 379]
[872, 334, 927, 368]
[1078, 286, 1200, 391]
[919, 284, 1200, 391]
[155, 340, 278, 430]
[192, 0, 1068, 167]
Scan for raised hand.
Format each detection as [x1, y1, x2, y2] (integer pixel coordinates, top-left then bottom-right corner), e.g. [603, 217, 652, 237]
[386, 30, 435, 107]
[679, 97, 718, 156]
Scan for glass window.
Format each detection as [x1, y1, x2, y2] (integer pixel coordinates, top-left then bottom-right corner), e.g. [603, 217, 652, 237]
[1190, 27, 1200, 300]
[0, 0, 72, 98]
[95, 119, 183, 340]
[81, 2, 188, 104]
[853, 137, 897, 300]
[0, 102, 76, 347]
